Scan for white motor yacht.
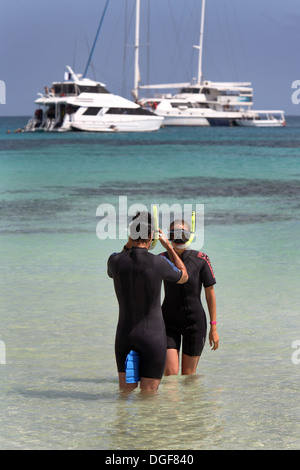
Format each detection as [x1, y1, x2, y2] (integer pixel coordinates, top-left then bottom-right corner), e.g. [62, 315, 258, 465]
[139, 80, 253, 127]
[137, 0, 286, 128]
[24, 66, 163, 133]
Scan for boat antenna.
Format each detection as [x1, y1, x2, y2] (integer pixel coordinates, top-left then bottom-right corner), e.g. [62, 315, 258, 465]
[83, 0, 110, 78]
[193, 0, 206, 85]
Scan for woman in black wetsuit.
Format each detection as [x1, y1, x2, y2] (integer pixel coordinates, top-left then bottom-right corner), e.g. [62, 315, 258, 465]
[107, 212, 189, 391]
[161, 219, 219, 375]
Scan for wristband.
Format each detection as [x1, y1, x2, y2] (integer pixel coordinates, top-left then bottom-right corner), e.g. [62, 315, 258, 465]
[210, 321, 217, 325]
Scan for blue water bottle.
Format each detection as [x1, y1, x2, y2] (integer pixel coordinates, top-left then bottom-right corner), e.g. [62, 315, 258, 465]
[125, 350, 140, 383]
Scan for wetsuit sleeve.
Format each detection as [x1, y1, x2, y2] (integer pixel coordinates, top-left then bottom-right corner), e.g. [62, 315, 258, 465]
[107, 252, 119, 278]
[197, 252, 216, 287]
[158, 255, 182, 283]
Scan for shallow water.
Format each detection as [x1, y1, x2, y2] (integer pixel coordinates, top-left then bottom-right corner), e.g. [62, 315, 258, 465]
[0, 117, 299, 449]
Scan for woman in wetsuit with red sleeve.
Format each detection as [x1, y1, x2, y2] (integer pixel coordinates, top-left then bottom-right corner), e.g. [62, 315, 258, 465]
[160, 219, 219, 376]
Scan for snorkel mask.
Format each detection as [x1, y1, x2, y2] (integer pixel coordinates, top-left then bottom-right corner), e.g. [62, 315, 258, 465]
[169, 211, 196, 250]
[148, 208, 196, 251]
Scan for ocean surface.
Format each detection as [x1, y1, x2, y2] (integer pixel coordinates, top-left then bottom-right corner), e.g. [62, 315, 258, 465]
[0, 116, 299, 450]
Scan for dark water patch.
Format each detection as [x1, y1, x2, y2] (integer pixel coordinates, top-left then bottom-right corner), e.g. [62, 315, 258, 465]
[69, 177, 300, 199]
[1, 176, 299, 234]
[2, 133, 300, 152]
[0, 210, 296, 235]
[205, 211, 295, 225]
[0, 138, 59, 152]
[0, 227, 91, 235]
[0, 188, 46, 195]
[3, 177, 299, 200]
[0, 198, 71, 219]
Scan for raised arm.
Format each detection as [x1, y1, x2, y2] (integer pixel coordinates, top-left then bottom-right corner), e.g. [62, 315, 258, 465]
[159, 230, 189, 284]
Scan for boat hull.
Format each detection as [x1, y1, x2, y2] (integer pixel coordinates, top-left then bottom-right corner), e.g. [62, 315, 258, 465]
[70, 117, 163, 132]
[160, 116, 209, 126]
[151, 105, 243, 127]
[206, 117, 238, 127]
[156, 115, 239, 127]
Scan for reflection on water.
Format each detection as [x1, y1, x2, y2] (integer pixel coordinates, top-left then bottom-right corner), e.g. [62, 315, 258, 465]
[107, 375, 224, 450]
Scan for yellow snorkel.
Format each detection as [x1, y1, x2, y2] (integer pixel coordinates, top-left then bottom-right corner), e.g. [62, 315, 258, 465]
[184, 210, 196, 248]
[149, 205, 159, 250]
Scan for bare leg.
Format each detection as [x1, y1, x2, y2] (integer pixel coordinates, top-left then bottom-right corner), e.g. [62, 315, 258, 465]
[181, 354, 200, 375]
[164, 349, 179, 376]
[140, 377, 161, 392]
[118, 372, 138, 391]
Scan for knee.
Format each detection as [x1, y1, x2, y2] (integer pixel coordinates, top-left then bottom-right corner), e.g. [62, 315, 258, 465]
[164, 364, 179, 376]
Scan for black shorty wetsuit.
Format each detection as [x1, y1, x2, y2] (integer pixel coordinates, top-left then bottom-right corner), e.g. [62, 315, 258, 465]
[160, 250, 216, 357]
[107, 247, 182, 379]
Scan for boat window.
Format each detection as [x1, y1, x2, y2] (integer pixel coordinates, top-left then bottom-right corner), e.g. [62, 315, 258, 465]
[171, 102, 193, 108]
[106, 108, 123, 114]
[83, 107, 102, 115]
[179, 88, 192, 94]
[106, 107, 154, 115]
[78, 85, 110, 94]
[66, 105, 79, 114]
[255, 113, 268, 120]
[65, 84, 76, 95]
[179, 88, 201, 94]
[222, 90, 239, 96]
[193, 103, 209, 108]
[52, 84, 76, 96]
[53, 85, 62, 95]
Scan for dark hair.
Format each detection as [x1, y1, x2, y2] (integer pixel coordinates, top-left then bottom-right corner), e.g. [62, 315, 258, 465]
[129, 211, 153, 241]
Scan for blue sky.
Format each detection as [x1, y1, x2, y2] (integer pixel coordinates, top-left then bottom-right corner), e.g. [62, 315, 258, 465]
[1, 0, 300, 116]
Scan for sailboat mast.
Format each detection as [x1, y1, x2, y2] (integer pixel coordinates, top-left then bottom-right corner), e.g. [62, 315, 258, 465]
[133, 0, 140, 100]
[196, 0, 206, 85]
[83, 0, 110, 78]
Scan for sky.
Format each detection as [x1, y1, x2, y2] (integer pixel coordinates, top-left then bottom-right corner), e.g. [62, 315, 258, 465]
[1, 0, 300, 116]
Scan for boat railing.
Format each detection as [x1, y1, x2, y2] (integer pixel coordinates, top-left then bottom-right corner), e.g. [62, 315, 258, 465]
[41, 92, 78, 98]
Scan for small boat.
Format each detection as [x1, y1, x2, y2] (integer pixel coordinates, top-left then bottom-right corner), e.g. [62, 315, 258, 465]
[237, 110, 286, 127]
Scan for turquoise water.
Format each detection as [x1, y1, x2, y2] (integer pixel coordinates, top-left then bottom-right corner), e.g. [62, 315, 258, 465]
[0, 117, 299, 450]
